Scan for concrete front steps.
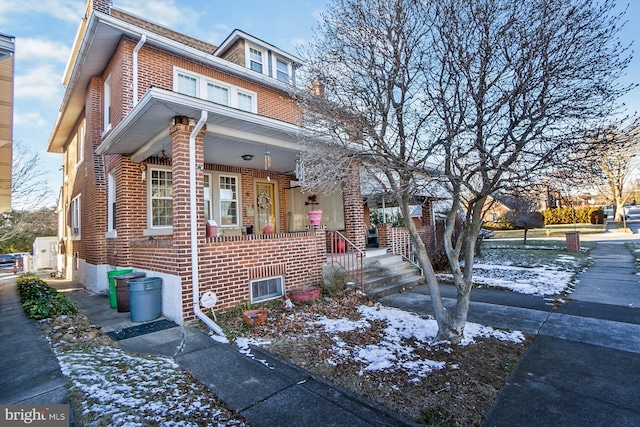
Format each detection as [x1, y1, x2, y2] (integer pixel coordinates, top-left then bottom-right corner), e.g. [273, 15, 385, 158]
[362, 253, 424, 298]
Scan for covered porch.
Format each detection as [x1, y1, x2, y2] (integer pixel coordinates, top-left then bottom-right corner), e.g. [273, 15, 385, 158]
[97, 88, 367, 320]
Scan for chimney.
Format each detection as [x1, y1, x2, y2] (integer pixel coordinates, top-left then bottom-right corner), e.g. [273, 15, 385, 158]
[86, 0, 111, 16]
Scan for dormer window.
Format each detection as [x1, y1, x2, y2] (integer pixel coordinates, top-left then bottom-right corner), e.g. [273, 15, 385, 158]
[275, 58, 290, 83]
[249, 47, 264, 74]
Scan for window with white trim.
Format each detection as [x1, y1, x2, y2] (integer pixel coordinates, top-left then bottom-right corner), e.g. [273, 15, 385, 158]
[219, 175, 238, 226]
[207, 83, 229, 106]
[177, 72, 197, 97]
[249, 47, 264, 73]
[103, 75, 111, 132]
[275, 57, 290, 83]
[150, 168, 173, 227]
[250, 276, 284, 303]
[76, 122, 84, 166]
[203, 172, 241, 227]
[236, 92, 254, 113]
[108, 172, 116, 232]
[204, 174, 213, 221]
[173, 68, 257, 113]
[71, 195, 81, 236]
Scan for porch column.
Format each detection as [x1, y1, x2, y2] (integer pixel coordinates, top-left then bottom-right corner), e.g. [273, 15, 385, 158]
[421, 199, 434, 226]
[342, 161, 366, 251]
[170, 116, 206, 247]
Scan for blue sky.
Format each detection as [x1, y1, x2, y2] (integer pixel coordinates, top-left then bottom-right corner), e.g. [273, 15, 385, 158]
[0, 0, 638, 208]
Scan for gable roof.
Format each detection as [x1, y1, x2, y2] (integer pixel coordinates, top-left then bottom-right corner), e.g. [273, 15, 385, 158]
[47, 7, 298, 154]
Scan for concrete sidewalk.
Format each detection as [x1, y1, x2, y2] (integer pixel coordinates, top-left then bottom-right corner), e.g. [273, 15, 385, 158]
[381, 241, 640, 426]
[0, 277, 72, 408]
[69, 287, 418, 426]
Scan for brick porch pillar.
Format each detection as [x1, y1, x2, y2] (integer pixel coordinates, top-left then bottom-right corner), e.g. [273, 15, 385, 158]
[377, 223, 393, 251]
[421, 199, 433, 226]
[170, 115, 206, 264]
[342, 161, 366, 251]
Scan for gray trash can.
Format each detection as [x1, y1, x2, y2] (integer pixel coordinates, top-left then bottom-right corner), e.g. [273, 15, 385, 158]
[128, 277, 162, 322]
[114, 272, 146, 313]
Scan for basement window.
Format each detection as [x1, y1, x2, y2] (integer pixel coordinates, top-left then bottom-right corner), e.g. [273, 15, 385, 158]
[250, 276, 284, 303]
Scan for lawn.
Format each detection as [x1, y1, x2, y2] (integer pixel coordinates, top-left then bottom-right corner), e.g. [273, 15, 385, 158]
[491, 223, 605, 239]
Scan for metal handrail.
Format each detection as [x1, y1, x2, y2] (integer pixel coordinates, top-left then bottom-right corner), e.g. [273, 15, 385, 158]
[390, 227, 423, 274]
[328, 231, 364, 292]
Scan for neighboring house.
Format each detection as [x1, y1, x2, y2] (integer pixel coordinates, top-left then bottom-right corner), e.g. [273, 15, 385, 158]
[483, 196, 512, 224]
[0, 32, 14, 213]
[47, 0, 367, 326]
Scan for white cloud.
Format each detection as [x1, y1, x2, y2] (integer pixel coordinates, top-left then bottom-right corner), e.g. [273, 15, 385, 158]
[15, 63, 64, 104]
[15, 38, 71, 63]
[13, 111, 48, 128]
[0, 0, 83, 25]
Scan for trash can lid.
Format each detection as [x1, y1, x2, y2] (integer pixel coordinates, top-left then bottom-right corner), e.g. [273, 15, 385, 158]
[114, 272, 146, 280]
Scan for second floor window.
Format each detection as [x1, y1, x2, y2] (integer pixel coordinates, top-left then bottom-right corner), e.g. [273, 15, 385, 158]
[76, 122, 85, 166]
[103, 75, 111, 132]
[177, 73, 197, 97]
[174, 68, 257, 113]
[207, 83, 229, 106]
[71, 195, 81, 236]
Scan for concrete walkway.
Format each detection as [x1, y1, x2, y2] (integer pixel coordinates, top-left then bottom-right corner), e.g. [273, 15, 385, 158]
[3, 239, 640, 426]
[0, 277, 72, 407]
[381, 241, 640, 426]
[0, 275, 418, 427]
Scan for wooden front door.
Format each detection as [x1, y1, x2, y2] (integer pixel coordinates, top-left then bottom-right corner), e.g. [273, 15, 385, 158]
[256, 182, 276, 234]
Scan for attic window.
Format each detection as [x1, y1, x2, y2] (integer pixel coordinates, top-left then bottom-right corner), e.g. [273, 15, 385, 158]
[275, 58, 290, 83]
[249, 47, 263, 73]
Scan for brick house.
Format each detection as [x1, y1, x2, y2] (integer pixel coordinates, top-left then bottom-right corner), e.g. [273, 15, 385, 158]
[46, 0, 368, 327]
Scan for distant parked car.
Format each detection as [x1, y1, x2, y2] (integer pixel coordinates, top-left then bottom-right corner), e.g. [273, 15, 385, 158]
[478, 229, 495, 239]
[0, 254, 16, 269]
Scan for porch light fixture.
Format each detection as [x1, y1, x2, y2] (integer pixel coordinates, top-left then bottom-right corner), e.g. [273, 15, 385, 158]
[242, 154, 254, 161]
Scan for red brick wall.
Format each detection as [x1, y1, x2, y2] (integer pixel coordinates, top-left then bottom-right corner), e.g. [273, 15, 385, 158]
[134, 43, 301, 124]
[61, 74, 108, 266]
[342, 162, 366, 251]
[189, 231, 326, 319]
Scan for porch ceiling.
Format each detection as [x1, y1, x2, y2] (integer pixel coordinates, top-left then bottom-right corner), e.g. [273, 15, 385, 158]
[96, 87, 306, 173]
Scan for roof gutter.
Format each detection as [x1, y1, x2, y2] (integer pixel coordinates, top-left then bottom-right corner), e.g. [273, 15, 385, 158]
[189, 110, 227, 341]
[132, 34, 146, 107]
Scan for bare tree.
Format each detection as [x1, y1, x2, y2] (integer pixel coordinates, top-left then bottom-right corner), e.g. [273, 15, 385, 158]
[591, 117, 640, 222]
[0, 141, 53, 243]
[298, 0, 632, 342]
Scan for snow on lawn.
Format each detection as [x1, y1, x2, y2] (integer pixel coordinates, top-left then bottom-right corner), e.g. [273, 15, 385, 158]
[57, 346, 244, 426]
[438, 254, 581, 296]
[251, 304, 524, 381]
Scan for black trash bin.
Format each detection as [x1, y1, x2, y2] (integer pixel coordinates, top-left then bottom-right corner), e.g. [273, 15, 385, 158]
[128, 277, 162, 322]
[114, 272, 146, 313]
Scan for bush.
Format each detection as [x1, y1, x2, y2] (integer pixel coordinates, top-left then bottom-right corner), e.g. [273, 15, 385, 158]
[542, 207, 605, 225]
[17, 273, 78, 320]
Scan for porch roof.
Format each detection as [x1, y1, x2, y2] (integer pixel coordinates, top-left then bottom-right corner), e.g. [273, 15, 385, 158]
[96, 87, 306, 172]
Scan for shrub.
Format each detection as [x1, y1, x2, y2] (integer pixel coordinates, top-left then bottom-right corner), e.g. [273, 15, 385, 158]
[542, 207, 605, 225]
[17, 273, 78, 320]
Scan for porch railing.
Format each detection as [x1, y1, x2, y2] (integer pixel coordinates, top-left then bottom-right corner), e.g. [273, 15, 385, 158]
[390, 227, 423, 273]
[328, 231, 364, 292]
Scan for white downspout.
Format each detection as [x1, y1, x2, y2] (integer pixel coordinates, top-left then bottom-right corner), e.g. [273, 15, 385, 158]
[132, 35, 146, 108]
[189, 110, 227, 340]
